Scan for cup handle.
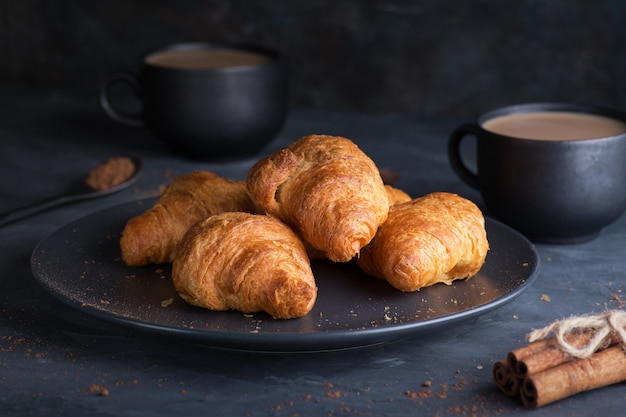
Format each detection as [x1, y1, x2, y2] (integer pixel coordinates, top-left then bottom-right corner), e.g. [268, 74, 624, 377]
[447, 123, 481, 190]
[99, 71, 145, 128]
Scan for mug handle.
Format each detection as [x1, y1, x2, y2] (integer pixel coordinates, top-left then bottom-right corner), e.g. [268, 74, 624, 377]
[99, 71, 145, 128]
[447, 123, 481, 190]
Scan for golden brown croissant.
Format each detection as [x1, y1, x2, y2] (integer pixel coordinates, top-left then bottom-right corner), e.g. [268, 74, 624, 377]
[172, 212, 317, 319]
[246, 134, 389, 262]
[357, 192, 489, 292]
[120, 171, 261, 266]
[385, 185, 411, 205]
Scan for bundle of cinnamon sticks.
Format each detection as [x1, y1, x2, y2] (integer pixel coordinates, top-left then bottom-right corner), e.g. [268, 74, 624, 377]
[493, 310, 626, 408]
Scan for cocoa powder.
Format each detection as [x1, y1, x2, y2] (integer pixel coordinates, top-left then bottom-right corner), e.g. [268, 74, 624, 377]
[85, 157, 135, 191]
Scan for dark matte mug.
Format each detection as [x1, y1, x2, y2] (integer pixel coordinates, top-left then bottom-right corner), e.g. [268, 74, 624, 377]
[448, 102, 626, 243]
[100, 42, 288, 161]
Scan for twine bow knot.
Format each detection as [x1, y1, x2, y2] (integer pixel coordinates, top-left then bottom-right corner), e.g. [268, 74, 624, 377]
[527, 309, 626, 359]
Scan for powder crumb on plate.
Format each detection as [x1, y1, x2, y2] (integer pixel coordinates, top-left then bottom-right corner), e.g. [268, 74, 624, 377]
[88, 384, 110, 396]
[540, 294, 551, 302]
[406, 389, 431, 399]
[161, 298, 174, 307]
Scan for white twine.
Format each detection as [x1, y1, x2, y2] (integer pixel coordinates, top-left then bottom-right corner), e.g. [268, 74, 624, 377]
[526, 310, 626, 359]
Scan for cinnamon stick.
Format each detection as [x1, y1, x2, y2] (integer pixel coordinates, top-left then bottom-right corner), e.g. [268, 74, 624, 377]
[495, 311, 626, 407]
[520, 345, 626, 408]
[506, 338, 552, 369]
[493, 338, 552, 396]
[492, 360, 519, 397]
[516, 332, 621, 377]
[494, 331, 624, 403]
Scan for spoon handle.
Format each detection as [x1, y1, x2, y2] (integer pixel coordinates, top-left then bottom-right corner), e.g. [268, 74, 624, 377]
[0, 156, 142, 227]
[0, 193, 85, 227]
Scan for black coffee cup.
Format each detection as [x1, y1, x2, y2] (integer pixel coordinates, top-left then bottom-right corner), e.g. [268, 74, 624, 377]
[100, 42, 288, 161]
[448, 102, 626, 243]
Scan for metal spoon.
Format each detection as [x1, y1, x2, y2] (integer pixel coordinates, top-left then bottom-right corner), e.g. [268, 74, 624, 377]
[0, 156, 142, 227]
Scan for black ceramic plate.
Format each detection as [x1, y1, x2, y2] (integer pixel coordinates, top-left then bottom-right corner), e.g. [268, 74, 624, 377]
[31, 198, 539, 352]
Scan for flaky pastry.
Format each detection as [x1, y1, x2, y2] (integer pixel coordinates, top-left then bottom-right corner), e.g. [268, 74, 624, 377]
[246, 134, 389, 262]
[357, 192, 489, 292]
[120, 171, 260, 266]
[172, 212, 317, 319]
[384, 185, 411, 205]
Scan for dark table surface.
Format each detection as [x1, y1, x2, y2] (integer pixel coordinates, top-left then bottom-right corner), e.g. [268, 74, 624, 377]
[1, 88, 625, 416]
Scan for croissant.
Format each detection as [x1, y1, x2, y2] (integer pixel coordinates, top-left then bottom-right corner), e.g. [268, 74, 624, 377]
[246, 134, 389, 262]
[385, 185, 411, 205]
[120, 171, 260, 266]
[172, 212, 317, 319]
[356, 192, 489, 292]
[301, 184, 408, 261]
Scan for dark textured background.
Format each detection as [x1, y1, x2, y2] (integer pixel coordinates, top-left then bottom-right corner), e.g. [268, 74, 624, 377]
[1, 0, 625, 118]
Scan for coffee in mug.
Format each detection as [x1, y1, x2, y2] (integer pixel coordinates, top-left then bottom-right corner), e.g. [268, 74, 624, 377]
[481, 111, 626, 140]
[448, 102, 626, 243]
[144, 48, 272, 69]
[99, 43, 288, 161]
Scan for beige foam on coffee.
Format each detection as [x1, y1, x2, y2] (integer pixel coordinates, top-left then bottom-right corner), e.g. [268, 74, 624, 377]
[482, 111, 626, 141]
[146, 48, 271, 70]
